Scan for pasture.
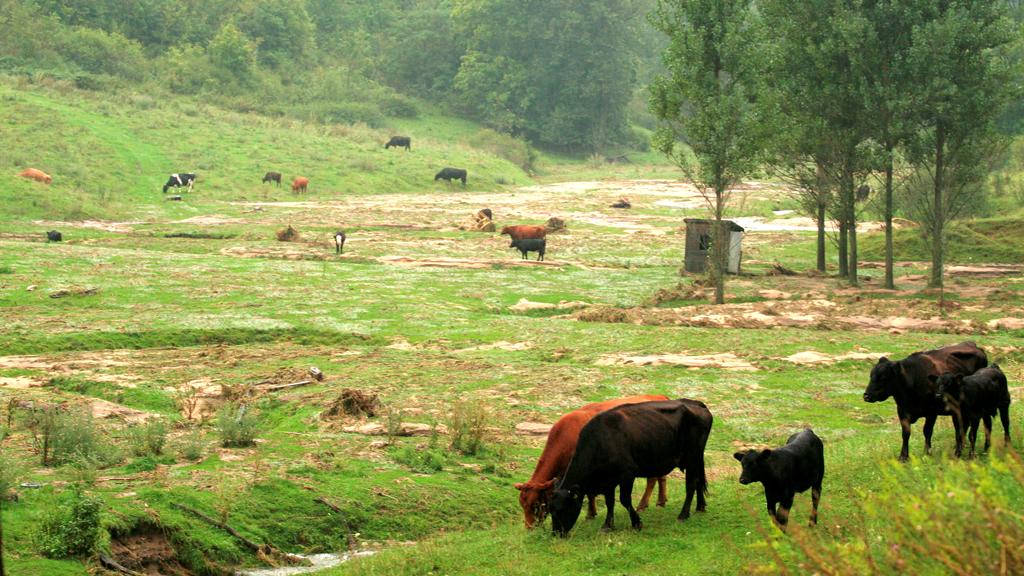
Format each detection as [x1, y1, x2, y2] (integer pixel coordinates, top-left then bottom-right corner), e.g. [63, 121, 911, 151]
[2, 163, 1024, 576]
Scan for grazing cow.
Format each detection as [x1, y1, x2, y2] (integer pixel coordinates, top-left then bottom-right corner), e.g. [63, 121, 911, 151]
[863, 341, 988, 461]
[734, 428, 824, 531]
[935, 365, 1011, 458]
[385, 136, 411, 151]
[856, 184, 871, 202]
[549, 399, 713, 536]
[46, 230, 62, 242]
[434, 167, 467, 186]
[18, 168, 52, 184]
[162, 173, 196, 194]
[510, 238, 545, 261]
[514, 395, 670, 529]
[334, 230, 346, 254]
[291, 177, 309, 193]
[500, 225, 547, 241]
[611, 197, 631, 209]
[262, 171, 282, 186]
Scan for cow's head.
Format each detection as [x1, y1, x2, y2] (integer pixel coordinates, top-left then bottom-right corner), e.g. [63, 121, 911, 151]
[864, 357, 899, 403]
[514, 479, 555, 529]
[549, 483, 584, 537]
[733, 449, 772, 485]
[500, 226, 511, 236]
[932, 372, 962, 402]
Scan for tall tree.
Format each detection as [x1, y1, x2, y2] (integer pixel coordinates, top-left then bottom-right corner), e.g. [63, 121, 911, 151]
[762, 0, 873, 286]
[905, 1, 1018, 289]
[650, 0, 764, 304]
[452, 0, 644, 151]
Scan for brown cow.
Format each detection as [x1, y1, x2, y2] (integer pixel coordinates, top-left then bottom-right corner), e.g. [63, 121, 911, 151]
[18, 168, 52, 184]
[291, 177, 309, 193]
[514, 394, 670, 529]
[500, 225, 546, 241]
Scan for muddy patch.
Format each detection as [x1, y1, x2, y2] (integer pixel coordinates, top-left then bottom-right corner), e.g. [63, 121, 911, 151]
[109, 524, 192, 576]
[508, 299, 589, 313]
[453, 341, 533, 353]
[780, 351, 888, 365]
[595, 352, 758, 371]
[0, 376, 43, 389]
[91, 399, 154, 423]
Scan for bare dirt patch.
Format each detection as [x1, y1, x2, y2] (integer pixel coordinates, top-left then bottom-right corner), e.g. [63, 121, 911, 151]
[595, 352, 758, 371]
[32, 220, 143, 233]
[508, 299, 589, 313]
[90, 398, 154, 423]
[0, 376, 43, 389]
[109, 524, 192, 576]
[376, 256, 563, 269]
[780, 351, 888, 365]
[453, 341, 533, 353]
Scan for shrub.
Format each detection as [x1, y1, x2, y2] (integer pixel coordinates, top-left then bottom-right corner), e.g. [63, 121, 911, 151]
[757, 450, 1024, 575]
[177, 429, 205, 461]
[448, 400, 488, 455]
[22, 405, 120, 467]
[391, 445, 446, 473]
[466, 129, 536, 171]
[125, 419, 168, 457]
[34, 489, 102, 558]
[216, 403, 260, 447]
[58, 27, 147, 82]
[379, 95, 419, 118]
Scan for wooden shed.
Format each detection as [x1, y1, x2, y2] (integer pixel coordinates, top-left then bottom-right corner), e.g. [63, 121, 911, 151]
[683, 218, 745, 274]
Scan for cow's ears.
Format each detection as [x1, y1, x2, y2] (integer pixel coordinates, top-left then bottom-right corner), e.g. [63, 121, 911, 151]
[537, 479, 556, 491]
[733, 451, 746, 462]
[514, 482, 526, 491]
[759, 449, 773, 460]
[878, 356, 889, 364]
[927, 374, 938, 384]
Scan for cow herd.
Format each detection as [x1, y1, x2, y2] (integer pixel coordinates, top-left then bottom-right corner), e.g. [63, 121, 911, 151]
[519, 341, 1011, 537]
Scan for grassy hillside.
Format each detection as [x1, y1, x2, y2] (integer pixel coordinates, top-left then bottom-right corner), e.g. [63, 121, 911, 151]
[0, 75, 533, 223]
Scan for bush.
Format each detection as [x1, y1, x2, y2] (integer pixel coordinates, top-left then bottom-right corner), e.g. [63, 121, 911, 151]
[466, 129, 536, 171]
[448, 400, 488, 455]
[379, 95, 419, 118]
[58, 27, 147, 82]
[391, 444, 446, 473]
[125, 419, 168, 457]
[319, 102, 385, 127]
[757, 450, 1024, 575]
[23, 405, 121, 467]
[34, 489, 102, 558]
[216, 403, 261, 447]
[177, 429, 205, 461]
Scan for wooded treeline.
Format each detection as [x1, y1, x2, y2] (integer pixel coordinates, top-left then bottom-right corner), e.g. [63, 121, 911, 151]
[0, 0, 666, 152]
[652, 0, 1024, 302]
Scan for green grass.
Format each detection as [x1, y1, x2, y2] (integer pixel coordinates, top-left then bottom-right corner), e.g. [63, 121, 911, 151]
[860, 217, 1024, 264]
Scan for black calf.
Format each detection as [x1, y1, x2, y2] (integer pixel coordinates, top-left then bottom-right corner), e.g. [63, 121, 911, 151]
[262, 171, 282, 185]
[935, 365, 1011, 458]
[511, 238, 545, 261]
[734, 428, 824, 531]
[46, 230, 62, 242]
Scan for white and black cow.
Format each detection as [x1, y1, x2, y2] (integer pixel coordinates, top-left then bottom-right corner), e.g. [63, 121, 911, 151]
[334, 230, 346, 254]
[163, 173, 196, 193]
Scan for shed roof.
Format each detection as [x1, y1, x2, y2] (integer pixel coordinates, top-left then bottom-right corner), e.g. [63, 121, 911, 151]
[683, 218, 745, 232]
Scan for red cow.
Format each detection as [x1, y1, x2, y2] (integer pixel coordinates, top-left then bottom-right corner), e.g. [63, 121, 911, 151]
[18, 168, 52, 184]
[500, 225, 547, 241]
[291, 176, 309, 193]
[514, 394, 670, 529]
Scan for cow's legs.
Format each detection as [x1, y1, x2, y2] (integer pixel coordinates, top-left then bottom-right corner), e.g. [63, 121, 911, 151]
[657, 476, 668, 507]
[982, 415, 993, 452]
[809, 484, 821, 527]
[898, 415, 912, 462]
[1000, 405, 1011, 445]
[601, 488, 616, 531]
[637, 478, 656, 511]
[922, 414, 937, 455]
[678, 467, 696, 521]
[968, 419, 979, 458]
[951, 411, 964, 458]
[585, 494, 597, 520]
[619, 478, 642, 530]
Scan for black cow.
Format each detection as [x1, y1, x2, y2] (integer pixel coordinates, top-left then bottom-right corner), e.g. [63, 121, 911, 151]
[935, 365, 1011, 458]
[734, 428, 824, 531]
[162, 173, 196, 193]
[549, 399, 712, 537]
[46, 230, 62, 242]
[334, 230, 346, 254]
[511, 238, 545, 261]
[611, 197, 631, 209]
[262, 171, 282, 186]
[863, 341, 988, 461]
[385, 136, 411, 151]
[435, 167, 467, 186]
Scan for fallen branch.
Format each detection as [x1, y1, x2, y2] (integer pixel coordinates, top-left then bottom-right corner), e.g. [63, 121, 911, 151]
[99, 553, 144, 576]
[259, 380, 313, 392]
[314, 497, 358, 553]
[170, 503, 305, 565]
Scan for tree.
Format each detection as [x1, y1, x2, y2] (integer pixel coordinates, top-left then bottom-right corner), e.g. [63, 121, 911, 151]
[762, 0, 873, 286]
[904, 1, 1018, 289]
[236, 0, 315, 69]
[650, 0, 764, 304]
[208, 22, 257, 86]
[452, 0, 644, 151]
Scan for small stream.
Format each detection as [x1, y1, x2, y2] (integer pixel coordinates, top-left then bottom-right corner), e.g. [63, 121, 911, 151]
[235, 551, 377, 576]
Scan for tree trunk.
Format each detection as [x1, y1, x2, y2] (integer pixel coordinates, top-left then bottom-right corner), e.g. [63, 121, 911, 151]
[816, 201, 826, 273]
[837, 219, 848, 278]
[848, 219, 858, 287]
[884, 143, 895, 289]
[931, 123, 946, 288]
[713, 189, 726, 305]
[1, 498, 5, 576]
[843, 168, 858, 287]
